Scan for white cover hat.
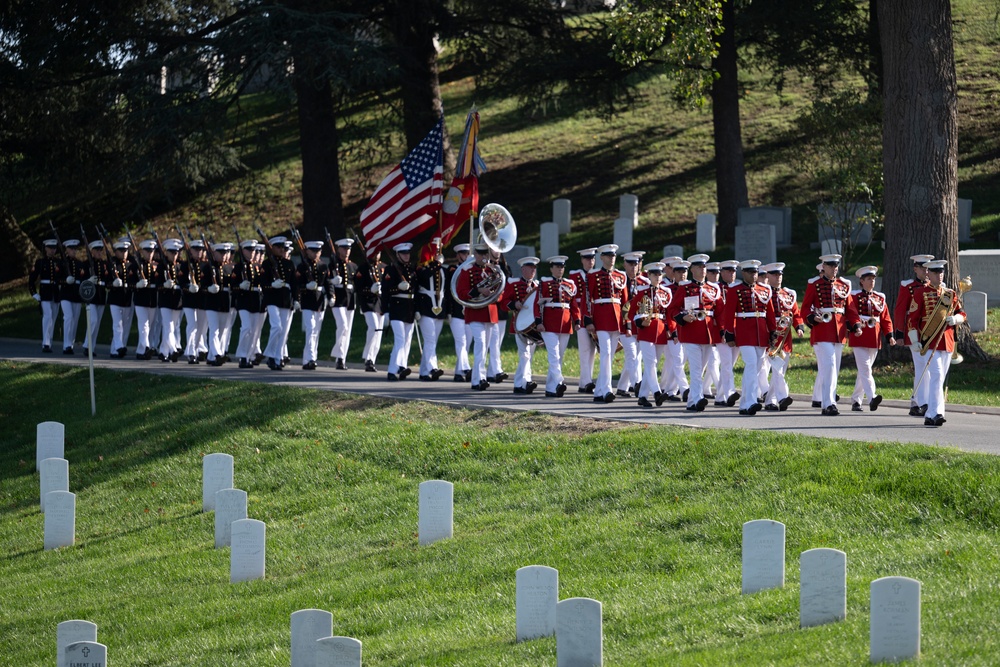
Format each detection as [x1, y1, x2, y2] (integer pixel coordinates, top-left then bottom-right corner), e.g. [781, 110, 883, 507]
[43, 239, 58, 247]
[819, 254, 842, 263]
[393, 242, 413, 253]
[687, 253, 710, 264]
[239, 239, 258, 249]
[335, 238, 354, 247]
[705, 261, 721, 271]
[598, 243, 619, 255]
[622, 252, 644, 262]
[517, 256, 540, 266]
[305, 241, 325, 250]
[720, 260, 739, 270]
[63, 239, 81, 248]
[162, 239, 183, 252]
[671, 259, 691, 269]
[454, 243, 471, 253]
[546, 255, 569, 264]
[644, 262, 666, 273]
[576, 247, 598, 257]
[855, 265, 878, 278]
[910, 254, 934, 264]
[139, 240, 157, 250]
[88, 240, 105, 249]
[765, 262, 786, 273]
[924, 259, 948, 270]
[739, 259, 762, 271]
[269, 236, 287, 245]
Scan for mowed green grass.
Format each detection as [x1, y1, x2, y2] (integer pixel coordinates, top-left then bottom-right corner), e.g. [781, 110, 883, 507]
[2, 362, 1000, 665]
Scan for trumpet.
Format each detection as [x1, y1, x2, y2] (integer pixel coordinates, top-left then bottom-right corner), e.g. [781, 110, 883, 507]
[865, 316, 878, 328]
[818, 311, 833, 323]
[693, 309, 708, 321]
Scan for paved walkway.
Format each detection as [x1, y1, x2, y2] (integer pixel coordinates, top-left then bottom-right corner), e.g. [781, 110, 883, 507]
[4, 337, 1000, 455]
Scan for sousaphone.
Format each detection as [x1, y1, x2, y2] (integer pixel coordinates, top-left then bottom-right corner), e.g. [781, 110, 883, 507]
[450, 203, 516, 309]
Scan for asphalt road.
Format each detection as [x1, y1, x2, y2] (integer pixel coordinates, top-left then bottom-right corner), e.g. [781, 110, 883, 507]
[4, 337, 1000, 455]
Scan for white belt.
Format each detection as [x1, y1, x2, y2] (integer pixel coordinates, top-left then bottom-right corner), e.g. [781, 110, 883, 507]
[393, 294, 414, 299]
[737, 312, 766, 318]
[251, 287, 262, 292]
[223, 288, 231, 293]
[817, 307, 845, 314]
[593, 298, 621, 304]
[636, 313, 664, 320]
[545, 303, 569, 309]
[40, 280, 53, 284]
[419, 288, 443, 297]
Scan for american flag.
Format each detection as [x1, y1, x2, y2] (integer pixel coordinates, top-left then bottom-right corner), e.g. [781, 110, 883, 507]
[360, 119, 444, 257]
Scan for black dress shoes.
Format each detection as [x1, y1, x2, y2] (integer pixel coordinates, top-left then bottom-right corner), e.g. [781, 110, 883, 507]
[822, 405, 840, 416]
[302, 360, 317, 370]
[387, 372, 399, 381]
[778, 397, 793, 411]
[430, 369, 444, 381]
[637, 397, 653, 407]
[399, 368, 412, 379]
[870, 395, 883, 411]
[726, 393, 740, 407]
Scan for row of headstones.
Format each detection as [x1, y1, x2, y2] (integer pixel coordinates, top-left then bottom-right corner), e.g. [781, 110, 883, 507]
[201, 452, 267, 583]
[743, 520, 920, 663]
[36, 422, 76, 551]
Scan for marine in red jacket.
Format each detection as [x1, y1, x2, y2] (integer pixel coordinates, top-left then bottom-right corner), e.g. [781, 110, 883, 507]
[720, 260, 776, 415]
[800, 253, 852, 415]
[846, 266, 896, 412]
[568, 247, 597, 393]
[534, 255, 581, 397]
[761, 262, 804, 412]
[627, 262, 675, 407]
[894, 253, 934, 415]
[586, 244, 629, 403]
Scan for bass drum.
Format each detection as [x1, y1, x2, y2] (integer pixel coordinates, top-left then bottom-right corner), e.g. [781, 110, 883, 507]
[515, 291, 544, 346]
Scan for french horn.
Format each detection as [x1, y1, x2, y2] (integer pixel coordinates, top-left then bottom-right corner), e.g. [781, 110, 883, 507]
[450, 203, 516, 309]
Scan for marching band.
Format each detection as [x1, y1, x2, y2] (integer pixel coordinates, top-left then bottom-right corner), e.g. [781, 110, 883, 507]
[28, 226, 970, 428]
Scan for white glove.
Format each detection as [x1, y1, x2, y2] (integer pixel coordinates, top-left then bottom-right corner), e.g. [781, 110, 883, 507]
[306, 280, 318, 291]
[908, 329, 919, 346]
[112, 278, 123, 288]
[371, 283, 381, 295]
[332, 275, 343, 287]
[239, 280, 251, 290]
[945, 314, 965, 326]
[208, 284, 220, 294]
[136, 279, 148, 289]
[293, 301, 301, 312]
[66, 276, 76, 285]
[346, 284, 354, 291]
[188, 284, 199, 294]
[32, 293, 41, 302]
[163, 279, 174, 289]
[398, 281, 410, 291]
[271, 279, 285, 289]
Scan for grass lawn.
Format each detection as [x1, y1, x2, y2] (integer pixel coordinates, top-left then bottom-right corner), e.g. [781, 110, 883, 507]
[2, 362, 1000, 665]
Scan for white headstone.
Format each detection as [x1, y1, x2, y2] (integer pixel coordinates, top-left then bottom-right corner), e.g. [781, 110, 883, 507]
[516, 565, 559, 641]
[291, 609, 334, 667]
[556, 597, 602, 667]
[230, 518, 266, 583]
[662, 244, 684, 260]
[821, 238, 842, 258]
[203, 453, 234, 512]
[958, 250, 1000, 305]
[734, 224, 777, 265]
[958, 198, 973, 243]
[738, 206, 792, 247]
[540, 222, 560, 260]
[505, 245, 537, 269]
[800, 548, 847, 628]
[57, 620, 98, 667]
[65, 641, 106, 667]
[964, 291, 987, 332]
[315, 636, 362, 667]
[870, 576, 921, 663]
[613, 218, 634, 255]
[696, 213, 716, 252]
[742, 519, 785, 594]
[36, 421, 65, 471]
[214, 488, 248, 548]
[40, 457, 69, 512]
[418, 480, 453, 546]
[44, 490, 75, 550]
[554, 199, 572, 235]
[618, 194, 638, 227]
[817, 202, 872, 245]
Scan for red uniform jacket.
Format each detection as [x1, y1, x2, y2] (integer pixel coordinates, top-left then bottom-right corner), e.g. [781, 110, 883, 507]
[847, 289, 893, 349]
[628, 284, 675, 344]
[568, 269, 590, 326]
[668, 280, 723, 344]
[770, 287, 804, 355]
[455, 262, 499, 324]
[533, 277, 580, 334]
[500, 277, 537, 334]
[722, 281, 776, 347]
[801, 275, 852, 344]
[585, 267, 628, 333]
[893, 278, 926, 341]
[621, 273, 651, 337]
[908, 284, 966, 353]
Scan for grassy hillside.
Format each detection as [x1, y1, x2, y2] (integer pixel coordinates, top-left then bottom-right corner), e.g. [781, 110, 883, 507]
[3, 362, 1000, 665]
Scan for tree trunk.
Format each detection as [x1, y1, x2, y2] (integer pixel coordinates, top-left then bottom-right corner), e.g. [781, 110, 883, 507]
[710, 0, 749, 244]
[390, 0, 455, 178]
[0, 206, 40, 281]
[293, 50, 346, 241]
[879, 0, 986, 360]
[867, 0, 883, 99]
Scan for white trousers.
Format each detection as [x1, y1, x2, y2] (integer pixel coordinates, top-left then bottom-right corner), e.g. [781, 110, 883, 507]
[206, 310, 228, 361]
[718, 344, 740, 400]
[302, 309, 325, 364]
[329, 307, 355, 360]
[85, 304, 105, 350]
[122, 305, 135, 349]
[362, 311, 385, 362]
[639, 341, 667, 399]
[388, 319, 414, 374]
[469, 321, 499, 385]
[487, 323, 503, 376]
[184, 308, 209, 357]
[595, 330, 620, 397]
[703, 345, 720, 396]
[222, 308, 237, 354]
[60, 301, 82, 349]
[576, 329, 597, 388]
[109, 304, 130, 352]
[264, 306, 291, 360]
[660, 339, 689, 396]
[514, 333, 536, 388]
[40, 300, 59, 347]
[682, 343, 713, 407]
[540, 331, 570, 393]
[852, 347, 878, 405]
[158, 308, 183, 357]
[910, 344, 931, 407]
[766, 353, 790, 405]
[812, 344, 843, 402]
[134, 305, 156, 353]
[813, 342, 843, 408]
[757, 355, 770, 400]
[418, 317, 445, 376]
[925, 350, 952, 418]
[739, 345, 766, 411]
[616, 334, 642, 392]
[236, 310, 266, 360]
[449, 317, 470, 372]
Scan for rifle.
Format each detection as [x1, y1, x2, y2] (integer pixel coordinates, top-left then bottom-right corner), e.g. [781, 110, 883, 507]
[47, 220, 70, 277]
[173, 224, 194, 263]
[199, 228, 217, 270]
[123, 226, 147, 281]
[148, 224, 168, 266]
[79, 224, 97, 279]
[288, 224, 306, 256]
[254, 225, 281, 274]
[232, 225, 245, 269]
